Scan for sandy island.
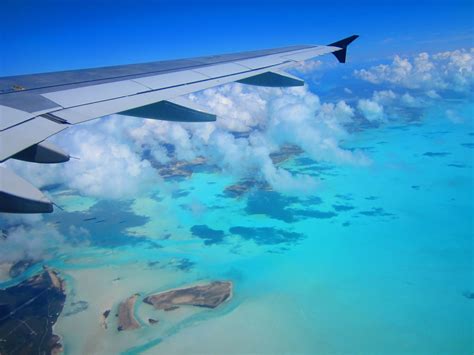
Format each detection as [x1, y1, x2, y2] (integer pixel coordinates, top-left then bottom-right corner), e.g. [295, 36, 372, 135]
[143, 281, 232, 311]
[115, 281, 232, 333]
[117, 294, 140, 331]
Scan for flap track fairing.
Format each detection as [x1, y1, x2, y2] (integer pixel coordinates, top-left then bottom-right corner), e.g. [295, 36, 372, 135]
[12, 141, 70, 164]
[237, 70, 304, 87]
[118, 97, 216, 122]
[0, 167, 53, 213]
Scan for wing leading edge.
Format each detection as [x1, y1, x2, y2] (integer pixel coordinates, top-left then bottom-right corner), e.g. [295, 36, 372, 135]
[0, 35, 358, 213]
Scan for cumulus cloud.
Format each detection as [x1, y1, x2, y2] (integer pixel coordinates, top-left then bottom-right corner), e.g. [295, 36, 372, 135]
[129, 84, 370, 194]
[356, 89, 431, 123]
[400, 93, 421, 107]
[354, 48, 474, 93]
[266, 90, 368, 165]
[375, 89, 426, 106]
[425, 90, 441, 99]
[5, 116, 158, 199]
[445, 109, 465, 124]
[357, 99, 385, 122]
[189, 84, 268, 132]
[5, 48, 472, 203]
[288, 59, 323, 74]
[204, 129, 320, 195]
[0, 217, 66, 265]
[4, 82, 370, 199]
[373, 89, 426, 107]
[372, 90, 398, 105]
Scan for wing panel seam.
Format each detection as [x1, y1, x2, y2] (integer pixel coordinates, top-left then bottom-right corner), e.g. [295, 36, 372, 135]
[0, 46, 317, 95]
[49, 61, 294, 113]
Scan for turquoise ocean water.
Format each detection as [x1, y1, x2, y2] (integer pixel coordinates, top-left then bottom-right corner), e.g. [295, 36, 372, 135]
[0, 99, 472, 354]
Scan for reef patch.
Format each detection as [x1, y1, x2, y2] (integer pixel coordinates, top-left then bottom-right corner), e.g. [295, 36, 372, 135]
[191, 225, 226, 245]
[229, 226, 304, 245]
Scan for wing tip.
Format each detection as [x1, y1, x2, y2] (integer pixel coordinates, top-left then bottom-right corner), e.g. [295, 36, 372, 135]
[328, 35, 359, 63]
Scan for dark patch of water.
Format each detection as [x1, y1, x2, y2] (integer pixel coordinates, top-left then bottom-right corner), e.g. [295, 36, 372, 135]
[423, 152, 451, 157]
[333, 204, 355, 212]
[190, 225, 226, 245]
[229, 226, 304, 246]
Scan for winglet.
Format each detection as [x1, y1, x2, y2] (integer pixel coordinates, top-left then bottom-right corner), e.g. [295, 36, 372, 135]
[328, 35, 359, 63]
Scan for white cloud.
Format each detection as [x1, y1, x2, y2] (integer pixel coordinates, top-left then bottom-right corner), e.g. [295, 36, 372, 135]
[400, 93, 421, 107]
[189, 84, 268, 132]
[263, 87, 368, 166]
[0, 221, 65, 264]
[288, 59, 323, 74]
[357, 99, 385, 122]
[130, 84, 371, 193]
[0, 212, 89, 267]
[357, 89, 427, 122]
[354, 48, 474, 93]
[445, 109, 464, 124]
[425, 90, 441, 99]
[5, 83, 371, 199]
[372, 90, 397, 105]
[5, 116, 158, 199]
[262, 162, 319, 195]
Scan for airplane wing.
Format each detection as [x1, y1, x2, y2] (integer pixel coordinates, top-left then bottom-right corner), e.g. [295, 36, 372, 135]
[0, 35, 358, 213]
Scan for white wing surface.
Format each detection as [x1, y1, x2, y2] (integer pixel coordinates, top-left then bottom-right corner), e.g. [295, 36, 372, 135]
[0, 35, 358, 213]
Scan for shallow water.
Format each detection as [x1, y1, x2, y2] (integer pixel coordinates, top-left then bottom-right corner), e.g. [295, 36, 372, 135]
[1, 101, 473, 354]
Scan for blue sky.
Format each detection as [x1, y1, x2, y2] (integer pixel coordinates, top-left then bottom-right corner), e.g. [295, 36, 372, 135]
[1, 0, 472, 76]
